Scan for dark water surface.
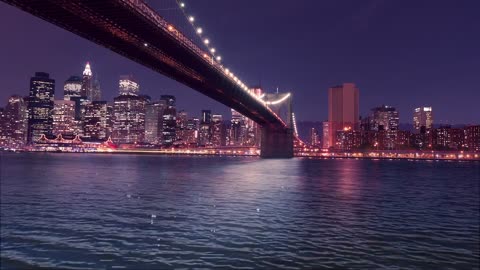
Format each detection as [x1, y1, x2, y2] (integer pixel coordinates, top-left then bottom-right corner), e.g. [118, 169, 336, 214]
[1, 153, 479, 269]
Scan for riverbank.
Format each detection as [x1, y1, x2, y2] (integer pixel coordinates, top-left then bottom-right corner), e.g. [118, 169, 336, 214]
[2, 149, 479, 161]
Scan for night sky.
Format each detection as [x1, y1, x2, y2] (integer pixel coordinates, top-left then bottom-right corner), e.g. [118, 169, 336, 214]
[0, 0, 479, 124]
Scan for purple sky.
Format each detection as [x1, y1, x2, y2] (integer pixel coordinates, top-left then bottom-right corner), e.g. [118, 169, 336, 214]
[0, 0, 479, 124]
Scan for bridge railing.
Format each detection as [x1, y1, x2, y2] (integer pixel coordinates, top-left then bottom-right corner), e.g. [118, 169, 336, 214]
[122, 0, 287, 127]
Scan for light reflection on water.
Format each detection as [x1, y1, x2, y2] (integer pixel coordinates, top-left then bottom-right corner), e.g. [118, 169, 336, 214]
[1, 153, 479, 269]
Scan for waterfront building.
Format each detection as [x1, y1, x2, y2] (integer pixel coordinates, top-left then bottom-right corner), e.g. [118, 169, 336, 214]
[52, 100, 76, 136]
[395, 130, 412, 150]
[83, 101, 108, 140]
[63, 76, 82, 101]
[211, 114, 225, 147]
[175, 110, 188, 143]
[328, 83, 359, 148]
[310, 127, 320, 146]
[413, 106, 433, 133]
[27, 72, 55, 143]
[335, 128, 361, 151]
[0, 95, 28, 148]
[322, 121, 331, 149]
[70, 96, 89, 137]
[230, 109, 247, 146]
[160, 95, 176, 146]
[465, 125, 480, 152]
[112, 95, 147, 144]
[198, 110, 212, 146]
[370, 105, 399, 149]
[145, 100, 166, 144]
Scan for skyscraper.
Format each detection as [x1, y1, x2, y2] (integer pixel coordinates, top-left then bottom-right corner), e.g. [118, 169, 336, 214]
[81, 62, 94, 101]
[27, 72, 55, 143]
[52, 100, 76, 136]
[0, 95, 28, 148]
[310, 127, 319, 146]
[145, 100, 166, 144]
[371, 105, 399, 149]
[211, 114, 225, 147]
[328, 83, 359, 148]
[160, 95, 176, 146]
[92, 77, 102, 101]
[63, 76, 82, 101]
[175, 110, 188, 143]
[119, 75, 139, 96]
[84, 101, 108, 140]
[371, 105, 399, 131]
[112, 95, 147, 144]
[413, 107, 433, 133]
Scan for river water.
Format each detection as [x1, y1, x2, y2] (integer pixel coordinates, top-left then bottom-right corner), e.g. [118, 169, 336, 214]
[1, 153, 479, 269]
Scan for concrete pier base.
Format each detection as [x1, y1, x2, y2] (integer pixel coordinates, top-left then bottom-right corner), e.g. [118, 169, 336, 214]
[260, 127, 294, 158]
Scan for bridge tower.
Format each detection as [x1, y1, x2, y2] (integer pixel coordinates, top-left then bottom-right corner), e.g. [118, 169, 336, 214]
[260, 92, 294, 158]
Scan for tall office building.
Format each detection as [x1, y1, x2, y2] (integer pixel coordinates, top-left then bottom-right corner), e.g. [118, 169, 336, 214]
[52, 100, 76, 136]
[175, 110, 188, 142]
[413, 107, 433, 133]
[327, 83, 359, 148]
[370, 105, 399, 149]
[211, 114, 225, 147]
[465, 125, 480, 152]
[322, 121, 330, 149]
[112, 95, 147, 144]
[92, 78, 102, 101]
[145, 100, 166, 144]
[81, 62, 94, 101]
[183, 117, 199, 146]
[84, 101, 108, 140]
[27, 72, 55, 143]
[230, 109, 247, 146]
[160, 95, 176, 146]
[119, 75, 139, 96]
[64, 76, 82, 101]
[310, 127, 320, 146]
[371, 105, 399, 131]
[0, 95, 28, 148]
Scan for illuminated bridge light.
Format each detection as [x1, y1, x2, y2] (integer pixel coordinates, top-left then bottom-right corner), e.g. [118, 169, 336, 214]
[210, 48, 216, 53]
[265, 93, 291, 105]
[204, 38, 210, 45]
[188, 16, 195, 22]
[180, 2, 185, 8]
[143, 43, 148, 47]
[216, 56, 221, 61]
[196, 27, 203, 34]
[168, 25, 174, 31]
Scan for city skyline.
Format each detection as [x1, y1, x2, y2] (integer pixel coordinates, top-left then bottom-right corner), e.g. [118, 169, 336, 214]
[1, 1, 479, 124]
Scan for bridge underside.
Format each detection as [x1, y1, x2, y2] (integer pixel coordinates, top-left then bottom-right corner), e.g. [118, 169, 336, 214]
[2, 0, 294, 158]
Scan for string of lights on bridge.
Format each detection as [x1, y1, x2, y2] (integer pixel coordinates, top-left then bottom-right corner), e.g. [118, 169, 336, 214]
[175, 1, 255, 95]
[174, 0, 302, 142]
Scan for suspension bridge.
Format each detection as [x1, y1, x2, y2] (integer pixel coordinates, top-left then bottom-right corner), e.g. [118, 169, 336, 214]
[1, 0, 303, 158]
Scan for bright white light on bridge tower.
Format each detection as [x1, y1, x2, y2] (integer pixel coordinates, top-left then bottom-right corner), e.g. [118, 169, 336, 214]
[210, 48, 216, 53]
[180, 2, 185, 8]
[188, 16, 195, 22]
[204, 38, 210, 45]
[216, 56, 222, 61]
[196, 27, 203, 34]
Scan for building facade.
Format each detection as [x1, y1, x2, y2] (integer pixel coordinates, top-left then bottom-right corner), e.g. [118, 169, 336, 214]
[328, 83, 359, 148]
[413, 106, 433, 133]
[27, 72, 55, 143]
[52, 100, 76, 136]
